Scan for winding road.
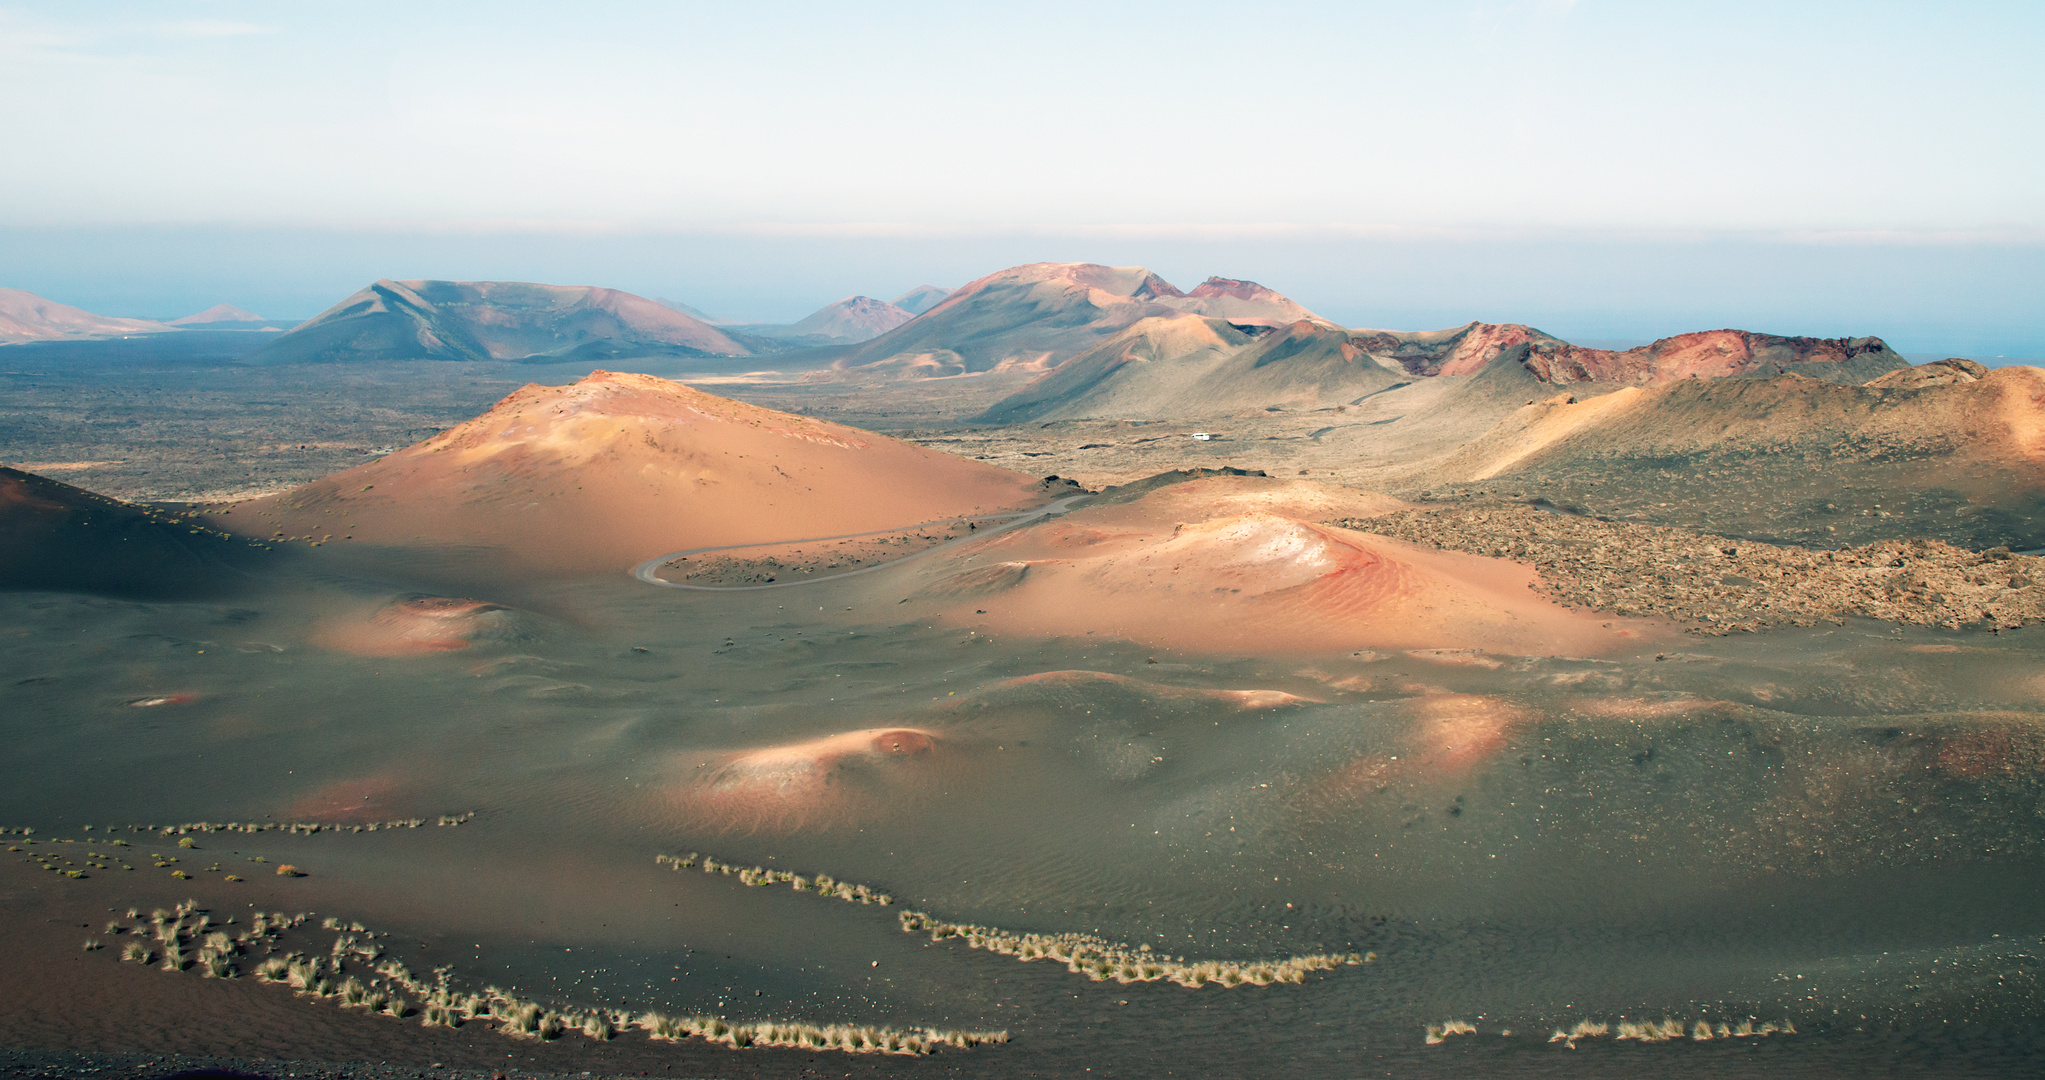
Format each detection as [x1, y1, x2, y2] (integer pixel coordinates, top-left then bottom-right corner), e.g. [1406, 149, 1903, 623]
[631, 493, 1091, 592]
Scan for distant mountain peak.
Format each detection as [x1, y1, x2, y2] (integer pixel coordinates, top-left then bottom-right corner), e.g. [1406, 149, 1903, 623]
[168, 303, 265, 325]
[0, 288, 174, 345]
[654, 297, 729, 324]
[781, 296, 916, 343]
[891, 285, 953, 316]
[246, 279, 748, 364]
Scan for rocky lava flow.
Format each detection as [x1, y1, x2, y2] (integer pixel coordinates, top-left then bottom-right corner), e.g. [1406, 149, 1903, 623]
[1339, 502, 2045, 634]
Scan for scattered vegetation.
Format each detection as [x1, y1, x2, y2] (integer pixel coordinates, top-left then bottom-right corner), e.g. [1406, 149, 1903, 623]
[1349, 504, 2045, 633]
[1534, 1017, 1795, 1048]
[91, 894, 1004, 1059]
[1425, 1019, 1478, 1044]
[659, 849, 1368, 989]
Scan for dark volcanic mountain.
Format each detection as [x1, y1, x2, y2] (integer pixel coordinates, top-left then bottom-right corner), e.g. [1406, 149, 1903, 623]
[246, 280, 750, 364]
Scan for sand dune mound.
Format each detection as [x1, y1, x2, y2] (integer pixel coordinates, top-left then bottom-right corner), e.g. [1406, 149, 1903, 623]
[0, 288, 172, 344]
[893, 474, 1657, 656]
[831, 262, 1327, 380]
[0, 466, 257, 597]
[667, 726, 944, 830]
[952, 670, 1319, 713]
[245, 279, 749, 364]
[309, 595, 528, 656]
[221, 370, 1046, 575]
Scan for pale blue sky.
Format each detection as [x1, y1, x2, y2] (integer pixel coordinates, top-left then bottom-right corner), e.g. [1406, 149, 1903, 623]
[2, 1, 2041, 352]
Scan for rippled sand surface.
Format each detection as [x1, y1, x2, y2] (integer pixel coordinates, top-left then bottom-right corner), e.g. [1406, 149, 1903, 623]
[4, 533, 2044, 1077]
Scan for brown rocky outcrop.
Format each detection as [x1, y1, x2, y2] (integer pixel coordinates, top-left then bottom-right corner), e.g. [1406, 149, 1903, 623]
[1518, 330, 1905, 386]
[1865, 358, 1990, 390]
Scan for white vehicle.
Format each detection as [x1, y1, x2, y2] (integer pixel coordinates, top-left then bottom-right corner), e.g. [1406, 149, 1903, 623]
[1188, 432, 1212, 441]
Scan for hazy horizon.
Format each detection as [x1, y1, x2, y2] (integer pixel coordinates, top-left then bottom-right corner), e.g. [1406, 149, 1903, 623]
[5, 225, 2041, 359]
[3, 1, 2041, 358]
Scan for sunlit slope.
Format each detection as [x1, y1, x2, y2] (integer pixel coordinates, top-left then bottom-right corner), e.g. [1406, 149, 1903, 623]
[1429, 363, 2045, 547]
[224, 370, 1046, 574]
[890, 474, 1661, 656]
[245, 279, 749, 363]
[0, 466, 256, 597]
[1450, 365, 2045, 481]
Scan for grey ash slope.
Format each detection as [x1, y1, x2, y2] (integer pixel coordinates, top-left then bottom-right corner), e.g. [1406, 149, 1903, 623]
[245, 279, 750, 364]
[977, 318, 1408, 423]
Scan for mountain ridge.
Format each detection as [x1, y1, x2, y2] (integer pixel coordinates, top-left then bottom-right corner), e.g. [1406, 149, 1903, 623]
[245, 279, 749, 364]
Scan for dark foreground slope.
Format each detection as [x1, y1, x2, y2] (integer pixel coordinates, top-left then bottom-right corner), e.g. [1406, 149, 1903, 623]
[0, 467, 261, 597]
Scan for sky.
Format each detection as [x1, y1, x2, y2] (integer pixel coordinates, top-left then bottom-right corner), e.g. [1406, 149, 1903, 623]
[2, 0, 2041, 354]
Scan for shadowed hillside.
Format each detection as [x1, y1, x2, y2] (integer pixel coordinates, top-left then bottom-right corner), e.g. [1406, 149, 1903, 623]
[0, 466, 260, 596]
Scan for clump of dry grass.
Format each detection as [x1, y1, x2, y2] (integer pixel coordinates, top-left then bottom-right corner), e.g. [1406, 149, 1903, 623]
[109, 897, 1007, 1062]
[1539, 1017, 1794, 1049]
[898, 909, 1362, 989]
[1426, 1020, 1478, 1044]
[634, 1012, 1006, 1055]
[657, 853, 893, 906]
[660, 848, 1363, 990]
